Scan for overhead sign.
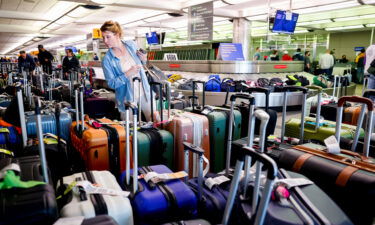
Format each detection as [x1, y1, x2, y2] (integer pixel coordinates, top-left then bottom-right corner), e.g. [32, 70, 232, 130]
[217, 43, 244, 61]
[92, 28, 102, 39]
[188, 1, 213, 41]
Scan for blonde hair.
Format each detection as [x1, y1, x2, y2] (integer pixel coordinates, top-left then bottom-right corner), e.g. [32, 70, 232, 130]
[100, 20, 123, 37]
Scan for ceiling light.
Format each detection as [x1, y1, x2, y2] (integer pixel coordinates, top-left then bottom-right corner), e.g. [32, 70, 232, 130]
[334, 16, 360, 22]
[55, 16, 75, 25]
[224, 0, 250, 4]
[214, 1, 230, 8]
[144, 14, 172, 23]
[298, 19, 332, 26]
[325, 25, 364, 31]
[124, 20, 146, 28]
[295, 1, 360, 14]
[91, 0, 118, 4]
[294, 30, 309, 33]
[365, 24, 375, 27]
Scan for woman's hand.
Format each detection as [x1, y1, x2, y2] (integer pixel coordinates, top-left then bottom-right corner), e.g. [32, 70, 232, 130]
[125, 65, 142, 77]
[137, 50, 147, 62]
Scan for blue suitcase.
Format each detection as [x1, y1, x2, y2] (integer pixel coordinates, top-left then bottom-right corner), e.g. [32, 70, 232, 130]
[0, 125, 21, 150]
[120, 102, 198, 225]
[25, 111, 72, 141]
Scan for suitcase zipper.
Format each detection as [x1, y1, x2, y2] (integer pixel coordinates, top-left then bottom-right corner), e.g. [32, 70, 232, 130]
[84, 171, 108, 215]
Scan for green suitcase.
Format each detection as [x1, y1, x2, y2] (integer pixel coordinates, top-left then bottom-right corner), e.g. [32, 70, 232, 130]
[184, 81, 242, 172]
[285, 117, 364, 143]
[137, 128, 174, 169]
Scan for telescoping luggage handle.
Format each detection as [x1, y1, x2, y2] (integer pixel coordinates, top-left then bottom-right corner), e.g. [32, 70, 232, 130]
[34, 98, 50, 184]
[245, 87, 271, 111]
[280, 86, 308, 144]
[336, 96, 374, 157]
[183, 142, 205, 202]
[16, 83, 27, 148]
[306, 85, 323, 131]
[73, 86, 85, 133]
[222, 146, 277, 225]
[125, 102, 139, 194]
[133, 77, 142, 125]
[226, 93, 255, 176]
[192, 80, 206, 111]
[149, 81, 164, 127]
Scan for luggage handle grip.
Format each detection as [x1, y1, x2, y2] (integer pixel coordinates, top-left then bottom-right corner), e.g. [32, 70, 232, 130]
[149, 81, 163, 125]
[306, 85, 323, 93]
[337, 96, 373, 111]
[281, 86, 308, 94]
[183, 142, 204, 202]
[230, 93, 255, 105]
[183, 142, 204, 156]
[192, 80, 205, 110]
[125, 102, 138, 115]
[363, 89, 375, 98]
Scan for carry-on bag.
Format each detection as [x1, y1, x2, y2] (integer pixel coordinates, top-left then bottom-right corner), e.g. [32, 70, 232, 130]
[277, 95, 375, 225]
[120, 103, 197, 225]
[0, 100, 58, 225]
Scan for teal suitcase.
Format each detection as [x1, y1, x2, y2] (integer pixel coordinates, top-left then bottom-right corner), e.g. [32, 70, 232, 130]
[185, 81, 242, 172]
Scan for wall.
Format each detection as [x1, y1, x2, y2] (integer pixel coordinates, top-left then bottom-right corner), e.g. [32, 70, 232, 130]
[330, 30, 372, 62]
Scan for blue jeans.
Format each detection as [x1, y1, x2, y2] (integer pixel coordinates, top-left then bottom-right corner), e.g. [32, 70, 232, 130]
[357, 67, 364, 84]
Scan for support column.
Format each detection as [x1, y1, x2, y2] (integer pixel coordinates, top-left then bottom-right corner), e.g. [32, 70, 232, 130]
[233, 18, 251, 60]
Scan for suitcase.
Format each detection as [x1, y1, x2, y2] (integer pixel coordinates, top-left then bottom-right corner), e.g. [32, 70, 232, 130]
[84, 96, 117, 119]
[53, 215, 119, 225]
[184, 81, 242, 172]
[70, 87, 131, 177]
[0, 125, 21, 151]
[277, 95, 375, 225]
[154, 82, 210, 174]
[120, 103, 198, 224]
[0, 100, 58, 225]
[57, 170, 133, 225]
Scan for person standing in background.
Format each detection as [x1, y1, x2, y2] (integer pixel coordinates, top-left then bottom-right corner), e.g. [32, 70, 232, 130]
[304, 51, 311, 73]
[269, 50, 279, 61]
[62, 48, 80, 79]
[253, 47, 261, 61]
[281, 50, 292, 61]
[18, 51, 36, 74]
[355, 48, 365, 84]
[37, 45, 54, 74]
[365, 45, 375, 90]
[93, 53, 99, 61]
[319, 49, 334, 76]
[339, 55, 349, 63]
[292, 48, 304, 61]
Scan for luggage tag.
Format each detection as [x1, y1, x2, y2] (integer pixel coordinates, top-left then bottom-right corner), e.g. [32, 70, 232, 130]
[143, 171, 188, 184]
[74, 180, 130, 197]
[324, 135, 341, 154]
[205, 176, 230, 190]
[53, 216, 84, 225]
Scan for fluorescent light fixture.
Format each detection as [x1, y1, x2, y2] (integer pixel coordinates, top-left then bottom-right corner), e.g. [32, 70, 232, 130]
[224, 0, 251, 4]
[325, 25, 364, 31]
[294, 30, 309, 33]
[67, 6, 92, 18]
[55, 16, 75, 25]
[144, 14, 172, 23]
[214, 1, 230, 8]
[334, 16, 361, 22]
[45, 23, 61, 30]
[252, 33, 278, 37]
[252, 26, 267, 30]
[298, 19, 332, 26]
[91, 0, 118, 4]
[124, 20, 146, 27]
[246, 15, 267, 21]
[295, 1, 360, 14]
[214, 20, 231, 26]
[366, 24, 375, 27]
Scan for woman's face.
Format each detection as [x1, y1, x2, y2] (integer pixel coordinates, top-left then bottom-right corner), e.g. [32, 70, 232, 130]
[102, 31, 120, 48]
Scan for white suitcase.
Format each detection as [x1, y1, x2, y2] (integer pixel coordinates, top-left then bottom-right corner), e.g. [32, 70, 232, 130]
[57, 170, 133, 225]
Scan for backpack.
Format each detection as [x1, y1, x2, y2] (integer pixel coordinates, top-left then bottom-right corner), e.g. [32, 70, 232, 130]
[221, 78, 235, 92]
[313, 75, 332, 88]
[297, 75, 310, 86]
[205, 75, 221, 92]
[286, 75, 299, 85]
[178, 79, 198, 90]
[257, 78, 270, 87]
[269, 77, 284, 86]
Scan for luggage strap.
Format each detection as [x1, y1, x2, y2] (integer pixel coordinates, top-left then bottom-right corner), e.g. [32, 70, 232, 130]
[84, 171, 108, 215]
[293, 145, 375, 173]
[140, 128, 166, 165]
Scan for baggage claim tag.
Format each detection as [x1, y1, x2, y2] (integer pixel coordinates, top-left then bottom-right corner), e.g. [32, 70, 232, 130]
[143, 171, 188, 184]
[74, 181, 130, 197]
[324, 135, 341, 154]
[205, 176, 230, 190]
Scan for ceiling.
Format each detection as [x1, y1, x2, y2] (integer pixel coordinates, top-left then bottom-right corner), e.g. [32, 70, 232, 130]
[0, 0, 375, 55]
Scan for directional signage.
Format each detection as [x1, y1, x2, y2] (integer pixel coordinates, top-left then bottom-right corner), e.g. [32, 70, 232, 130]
[188, 2, 213, 41]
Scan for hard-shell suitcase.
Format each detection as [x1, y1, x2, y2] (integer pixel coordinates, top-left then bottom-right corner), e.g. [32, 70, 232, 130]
[184, 81, 241, 172]
[0, 125, 21, 151]
[54, 215, 119, 225]
[70, 88, 131, 177]
[120, 103, 198, 225]
[57, 170, 133, 225]
[0, 99, 58, 225]
[277, 96, 375, 225]
[84, 96, 116, 119]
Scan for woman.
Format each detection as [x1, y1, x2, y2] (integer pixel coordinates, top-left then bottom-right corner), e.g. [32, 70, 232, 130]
[100, 20, 154, 121]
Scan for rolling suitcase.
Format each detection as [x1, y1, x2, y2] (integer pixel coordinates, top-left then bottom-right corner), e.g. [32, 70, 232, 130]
[0, 100, 58, 225]
[120, 103, 197, 224]
[57, 170, 133, 225]
[70, 87, 131, 177]
[285, 86, 364, 143]
[277, 95, 375, 225]
[184, 81, 241, 172]
[54, 215, 119, 225]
